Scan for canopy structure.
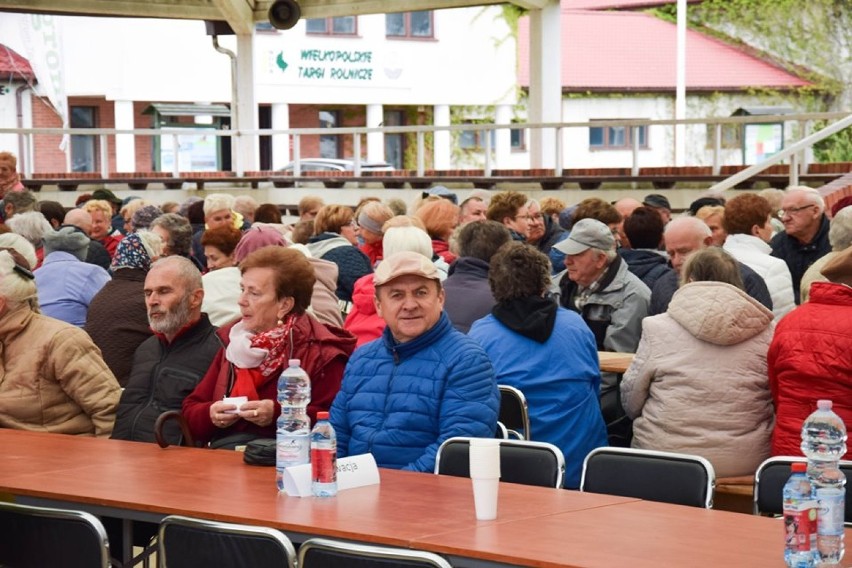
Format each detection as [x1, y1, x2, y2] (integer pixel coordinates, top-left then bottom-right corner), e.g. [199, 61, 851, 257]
[0, 0, 562, 172]
[0, 0, 552, 34]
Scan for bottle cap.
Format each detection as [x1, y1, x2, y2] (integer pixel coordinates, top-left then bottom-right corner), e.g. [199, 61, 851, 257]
[288, 359, 301, 367]
[317, 411, 329, 420]
[817, 399, 832, 410]
[791, 462, 807, 472]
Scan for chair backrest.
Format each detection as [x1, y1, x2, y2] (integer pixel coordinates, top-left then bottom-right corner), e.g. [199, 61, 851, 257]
[298, 537, 453, 568]
[754, 456, 852, 523]
[158, 515, 296, 568]
[498, 385, 531, 440]
[0, 501, 110, 568]
[580, 447, 716, 508]
[434, 437, 565, 488]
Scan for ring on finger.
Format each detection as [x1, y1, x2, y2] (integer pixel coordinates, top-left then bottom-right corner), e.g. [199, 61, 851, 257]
[253, 409, 259, 418]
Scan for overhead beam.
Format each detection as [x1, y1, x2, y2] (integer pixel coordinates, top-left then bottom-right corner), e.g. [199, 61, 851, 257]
[508, 0, 552, 9]
[212, 0, 255, 34]
[0, 0, 224, 20]
[254, 0, 506, 20]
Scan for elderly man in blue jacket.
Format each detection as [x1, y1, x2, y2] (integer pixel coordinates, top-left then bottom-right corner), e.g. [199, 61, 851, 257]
[331, 251, 499, 472]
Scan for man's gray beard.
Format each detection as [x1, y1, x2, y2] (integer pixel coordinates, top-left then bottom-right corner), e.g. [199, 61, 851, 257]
[148, 294, 193, 336]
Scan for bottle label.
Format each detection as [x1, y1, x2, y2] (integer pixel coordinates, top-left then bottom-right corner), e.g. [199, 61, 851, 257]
[784, 501, 817, 552]
[277, 433, 310, 468]
[311, 448, 337, 483]
[817, 488, 845, 536]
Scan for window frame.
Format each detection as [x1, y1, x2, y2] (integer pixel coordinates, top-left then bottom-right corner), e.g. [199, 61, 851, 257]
[588, 120, 650, 151]
[70, 105, 98, 172]
[458, 121, 496, 151]
[386, 11, 434, 39]
[319, 110, 342, 159]
[305, 16, 358, 36]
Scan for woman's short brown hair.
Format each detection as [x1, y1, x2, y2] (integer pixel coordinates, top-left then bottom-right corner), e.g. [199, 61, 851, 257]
[313, 204, 354, 235]
[681, 247, 744, 290]
[722, 194, 772, 236]
[486, 191, 527, 224]
[415, 198, 459, 240]
[573, 198, 622, 226]
[488, 242, 551, 302]
[254, 203, 282, 224]
[201, 225, 243, 256]
[239, 247, 315, 314]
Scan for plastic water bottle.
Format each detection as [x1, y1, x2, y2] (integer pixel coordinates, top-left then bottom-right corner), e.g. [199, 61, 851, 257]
[783, 462, 817, 567]
[801, 399, 847, 565]
[311, 411, 338, 497]
[276, 359, 311, 492]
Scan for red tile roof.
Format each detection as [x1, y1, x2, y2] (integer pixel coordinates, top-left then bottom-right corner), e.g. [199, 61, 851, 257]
[0, 44, 34, 81]
[518, 10, 812, 91]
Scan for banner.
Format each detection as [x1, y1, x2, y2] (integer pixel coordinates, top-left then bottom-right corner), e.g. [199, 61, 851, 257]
[19, 13, 69, 150]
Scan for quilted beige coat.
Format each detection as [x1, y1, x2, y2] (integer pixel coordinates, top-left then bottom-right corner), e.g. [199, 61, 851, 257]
[0, 303, 120, 436]
[620, 281, 775, 477]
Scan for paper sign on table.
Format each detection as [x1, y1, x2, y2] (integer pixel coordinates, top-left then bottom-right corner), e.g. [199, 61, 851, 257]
[281, 453, 380, 497]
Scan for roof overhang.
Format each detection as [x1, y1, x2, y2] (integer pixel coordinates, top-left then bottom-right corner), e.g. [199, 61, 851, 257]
[0, 0, 548, 35]
[142, 103, 232, 117]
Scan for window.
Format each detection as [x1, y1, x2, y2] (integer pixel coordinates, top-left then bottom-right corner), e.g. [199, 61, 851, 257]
[458, 122, 495, 150]
[510, 123, 526, 151]
[706, 124, 742, 149]
[255, 22, 275, 32]
[319, 110, 341, 159]
[589, 121, 648, 150]
[386, 11, 433, 39]
[384, 110, 405, 169]
[306, 16, 357, 35]
[70, 106, 97, 172]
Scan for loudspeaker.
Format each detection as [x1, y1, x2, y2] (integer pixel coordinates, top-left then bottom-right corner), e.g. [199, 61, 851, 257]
[268, 0, 301, 30]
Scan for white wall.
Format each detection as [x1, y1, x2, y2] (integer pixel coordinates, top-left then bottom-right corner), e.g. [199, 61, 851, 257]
[48, 8, 514, 109]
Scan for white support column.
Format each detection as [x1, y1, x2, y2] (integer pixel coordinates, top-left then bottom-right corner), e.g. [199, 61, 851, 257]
[235, 33, 258, 174]
[366, 104, 384, 163]
[433, 104, 451, 170]
[527, 1, 562, 169]
[494, 104, 512, 169]
[114, 100, 136, 172]
[271, 103, 290, 170]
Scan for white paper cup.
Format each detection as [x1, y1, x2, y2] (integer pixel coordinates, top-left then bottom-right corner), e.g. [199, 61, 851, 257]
[469, 438, 501, 479]
[472, 477, 499, 520]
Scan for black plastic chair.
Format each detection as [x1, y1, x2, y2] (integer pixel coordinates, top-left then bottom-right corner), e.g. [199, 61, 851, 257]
[0, 501, 110, 568]
[498, 385, 531, 440]
[753, 456, 852, 524]
[298, 537, 453, 568]
[158, 515, 296, 568]
[434, 436, 565, 489]
[580, 447, 716, 508]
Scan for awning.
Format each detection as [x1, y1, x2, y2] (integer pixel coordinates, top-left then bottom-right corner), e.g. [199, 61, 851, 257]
[142, 103, 231, 117]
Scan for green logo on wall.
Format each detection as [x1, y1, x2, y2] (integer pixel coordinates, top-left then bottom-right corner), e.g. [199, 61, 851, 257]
[276, 52, 288, 72]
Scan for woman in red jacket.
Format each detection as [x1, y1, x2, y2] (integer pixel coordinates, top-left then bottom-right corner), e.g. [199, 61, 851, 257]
[768, 246, 852, 458]
[182, 247, 356, 447]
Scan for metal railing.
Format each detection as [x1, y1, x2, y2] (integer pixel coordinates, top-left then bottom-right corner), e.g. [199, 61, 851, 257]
[2, 110, 850, 188]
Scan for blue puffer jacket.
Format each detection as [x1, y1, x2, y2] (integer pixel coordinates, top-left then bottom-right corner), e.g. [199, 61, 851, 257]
[330, 312, 499, 472]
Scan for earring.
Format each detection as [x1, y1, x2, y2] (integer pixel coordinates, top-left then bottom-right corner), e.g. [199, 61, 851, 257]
[277, 317, 283, 326]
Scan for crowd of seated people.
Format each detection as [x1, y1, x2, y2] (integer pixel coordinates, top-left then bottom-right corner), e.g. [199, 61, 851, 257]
[0, 162, 850, 489]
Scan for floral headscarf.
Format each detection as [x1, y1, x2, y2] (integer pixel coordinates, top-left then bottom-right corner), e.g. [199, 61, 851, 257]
[111, 232, 152, 272]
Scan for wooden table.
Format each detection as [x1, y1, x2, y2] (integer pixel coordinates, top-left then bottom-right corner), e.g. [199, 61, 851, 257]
[1, 429, 839, 567]
[598, 351, 634, 374]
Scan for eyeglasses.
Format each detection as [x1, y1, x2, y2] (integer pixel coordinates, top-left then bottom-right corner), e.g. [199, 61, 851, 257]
[529, 213, 544, 221]
[514, 215, 532, 221]
[777, 204, 816, 218]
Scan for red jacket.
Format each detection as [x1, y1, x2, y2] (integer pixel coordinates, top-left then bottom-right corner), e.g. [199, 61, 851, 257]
[182, 314, 356, 445]
[343, 273, 385, 347]
[432, 239, 457, 264]
[769, 282, 852, 458]
[359, 240, 383, 268]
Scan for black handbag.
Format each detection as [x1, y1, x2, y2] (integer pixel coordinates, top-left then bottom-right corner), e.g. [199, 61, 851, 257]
[243, 438, 277, 466]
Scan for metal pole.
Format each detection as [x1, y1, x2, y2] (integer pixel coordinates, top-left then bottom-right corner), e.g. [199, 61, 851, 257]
[417, 132, 425, 176]
[484, 128, 492, 177]
[99, 134, 109, 178]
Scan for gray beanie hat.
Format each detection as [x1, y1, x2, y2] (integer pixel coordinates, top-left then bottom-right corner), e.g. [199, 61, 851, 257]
[43, 226, 90, 261]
